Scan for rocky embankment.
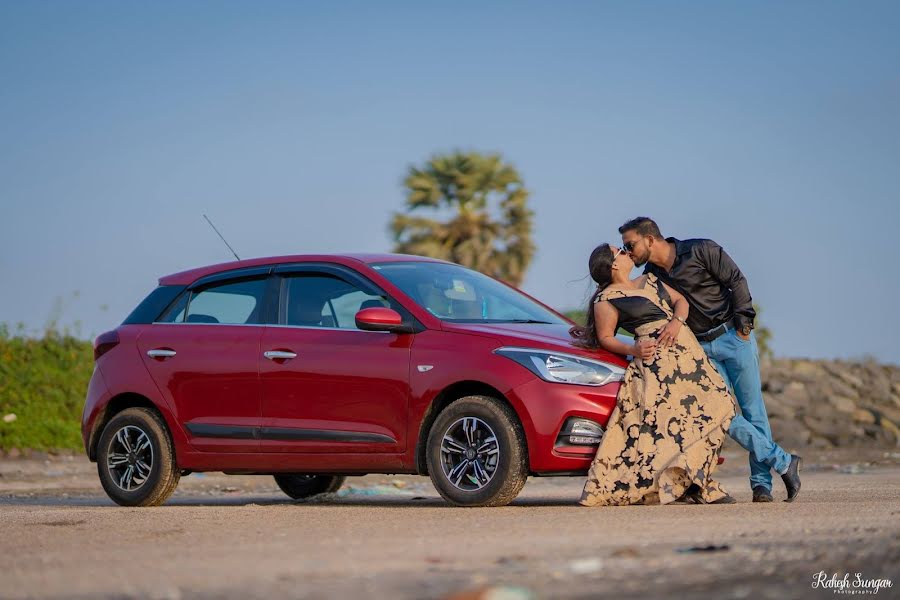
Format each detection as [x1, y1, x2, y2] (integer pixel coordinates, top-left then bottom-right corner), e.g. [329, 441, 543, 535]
[762, 358, 900, 451]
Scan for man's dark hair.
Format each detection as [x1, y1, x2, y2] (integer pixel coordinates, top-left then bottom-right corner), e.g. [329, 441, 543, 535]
[618, 216, 663, 239]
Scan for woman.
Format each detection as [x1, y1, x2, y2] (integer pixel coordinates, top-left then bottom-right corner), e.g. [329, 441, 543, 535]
[571, 243, 737, 506]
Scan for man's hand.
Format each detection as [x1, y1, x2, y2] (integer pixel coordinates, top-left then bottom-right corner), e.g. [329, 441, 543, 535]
[632, 338, 658, 360]
[656, 319, 682, 348]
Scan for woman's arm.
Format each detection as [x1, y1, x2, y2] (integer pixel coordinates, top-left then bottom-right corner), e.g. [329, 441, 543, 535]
[657, 282, 690, 347]
[594, 301, 656, 359]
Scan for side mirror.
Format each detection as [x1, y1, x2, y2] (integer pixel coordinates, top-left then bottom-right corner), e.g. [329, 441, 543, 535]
[355, 307, 414, 334]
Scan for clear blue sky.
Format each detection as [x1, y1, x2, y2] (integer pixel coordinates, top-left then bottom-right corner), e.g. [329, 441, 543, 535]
[1, 1, 898, 363]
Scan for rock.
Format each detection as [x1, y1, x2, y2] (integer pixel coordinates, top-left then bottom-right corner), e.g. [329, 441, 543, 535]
[874, 405, 900, 426]
[762, 378, 785, 394]
[770, 417, 811, 450]
[828, 379, 860, 400]
[836, 371, 864, 390]
[779, 382, 810, 409]
[763, 394, 795, 419]
[770, 404, 796, 420]
[862, 424, 883, 440]
[2, 413, 16, 423]
[568, 558, 604, 574]
[809, 435, 834, 449]
[827, 396, 858, 414]
[803, 416, 858, 447]
[880, 418, 900, 447]
[791, 360, 821, 379]
[852, 409, 877, 425]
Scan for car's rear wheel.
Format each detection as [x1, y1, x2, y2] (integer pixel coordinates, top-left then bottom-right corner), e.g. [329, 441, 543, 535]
[426, 395, 528, 507]
[274, 474, 346, 499]
[97, 407, 180, 507]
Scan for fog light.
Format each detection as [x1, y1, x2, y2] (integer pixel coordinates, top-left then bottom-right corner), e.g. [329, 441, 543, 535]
[569, 435, 599, 445]
[556, 417, 604, 446]
[570, 419, 603, 437]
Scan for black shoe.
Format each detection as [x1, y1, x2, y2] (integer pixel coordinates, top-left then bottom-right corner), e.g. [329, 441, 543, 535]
[709, 494, 737, 504]
[752, 486, 773, 503]
[781, 455, 802, 502]
[684, 485, 736, 504]
[679, 484, 702, 504]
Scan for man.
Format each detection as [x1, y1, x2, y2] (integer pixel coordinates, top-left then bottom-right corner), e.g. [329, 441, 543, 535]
[619, 216, 801, 503]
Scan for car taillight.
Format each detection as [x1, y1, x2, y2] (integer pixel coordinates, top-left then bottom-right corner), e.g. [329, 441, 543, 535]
[93, 330, 120, 361]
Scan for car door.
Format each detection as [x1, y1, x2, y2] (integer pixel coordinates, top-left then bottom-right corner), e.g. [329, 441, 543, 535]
[137, 268, 272, 453]
[258, 264, 413, 453]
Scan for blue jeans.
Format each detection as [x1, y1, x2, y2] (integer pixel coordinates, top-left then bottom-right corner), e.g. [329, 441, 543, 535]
[699, 327, 791, 491]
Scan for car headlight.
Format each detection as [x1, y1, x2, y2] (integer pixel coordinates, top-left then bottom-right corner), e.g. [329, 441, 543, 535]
[494, 347, 625, 387]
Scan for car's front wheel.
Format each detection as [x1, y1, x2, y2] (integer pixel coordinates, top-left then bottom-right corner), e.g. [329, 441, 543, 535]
[97, 407, 180, 507]
[274, 474, 346, 499]
[426, 395, 528, 507]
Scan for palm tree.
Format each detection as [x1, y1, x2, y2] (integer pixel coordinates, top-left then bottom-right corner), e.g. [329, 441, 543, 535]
[389, 151, 535, 287]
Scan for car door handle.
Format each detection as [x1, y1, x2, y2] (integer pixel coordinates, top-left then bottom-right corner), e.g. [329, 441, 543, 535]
[264, 350, 298, 361]
[147, 348, 177, 359]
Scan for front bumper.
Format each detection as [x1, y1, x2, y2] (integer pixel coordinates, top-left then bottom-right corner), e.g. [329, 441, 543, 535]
[508, 377, 619, 474]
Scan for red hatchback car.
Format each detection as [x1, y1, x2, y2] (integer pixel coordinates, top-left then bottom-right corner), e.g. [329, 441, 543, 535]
[82, 254, 627, 507]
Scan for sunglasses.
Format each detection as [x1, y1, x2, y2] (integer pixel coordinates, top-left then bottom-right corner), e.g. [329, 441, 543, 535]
[622, 239, 640, 252]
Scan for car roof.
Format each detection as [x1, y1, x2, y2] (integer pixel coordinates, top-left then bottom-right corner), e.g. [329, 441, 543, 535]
[158, 253, 450, 286]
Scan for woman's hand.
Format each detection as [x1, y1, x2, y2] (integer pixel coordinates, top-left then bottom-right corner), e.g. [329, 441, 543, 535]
[632, 338, 658, 360]
[656, 319, 682, 348]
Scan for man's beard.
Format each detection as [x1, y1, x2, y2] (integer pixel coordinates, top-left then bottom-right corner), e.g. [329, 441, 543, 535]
[632, 255, 648, 267]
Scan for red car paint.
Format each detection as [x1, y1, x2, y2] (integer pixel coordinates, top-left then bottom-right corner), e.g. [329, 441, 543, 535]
[82, 254, 627, 476]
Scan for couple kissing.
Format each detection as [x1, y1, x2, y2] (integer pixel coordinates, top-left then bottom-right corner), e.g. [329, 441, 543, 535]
[570, 217, 801, 506]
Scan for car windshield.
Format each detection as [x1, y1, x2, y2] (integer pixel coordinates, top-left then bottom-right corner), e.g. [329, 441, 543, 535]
[371, 261, 567, 324]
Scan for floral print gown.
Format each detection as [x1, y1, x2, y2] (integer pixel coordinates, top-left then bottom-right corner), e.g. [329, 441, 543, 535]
[580, 274, 736, 506]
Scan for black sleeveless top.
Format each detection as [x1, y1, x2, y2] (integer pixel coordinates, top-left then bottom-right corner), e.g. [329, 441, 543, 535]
[597, 275, 674, 336]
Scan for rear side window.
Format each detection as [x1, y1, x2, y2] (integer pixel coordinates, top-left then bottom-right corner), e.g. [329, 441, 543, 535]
[122, 285, 187, 325]
[161, 278, 267, 325]
[157, 293, 189, 323]
[284, 275, 390, 329]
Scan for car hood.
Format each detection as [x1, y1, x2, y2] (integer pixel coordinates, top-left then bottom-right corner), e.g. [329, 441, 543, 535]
[440, 322, 628, 367]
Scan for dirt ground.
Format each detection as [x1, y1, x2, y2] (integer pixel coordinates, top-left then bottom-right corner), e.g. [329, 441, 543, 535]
[1, 447, 898, 600]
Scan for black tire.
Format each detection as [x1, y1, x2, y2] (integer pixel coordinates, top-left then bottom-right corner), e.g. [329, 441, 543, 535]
[97, 407, 180, 507]
[274, 474, 346, 499]
[426, 395, 528, 507]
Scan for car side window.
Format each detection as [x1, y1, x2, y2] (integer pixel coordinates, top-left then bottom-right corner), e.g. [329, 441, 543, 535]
[284, 275, 390, 329]
[172, 278, 267, 325]
[157, 292, 189, 323]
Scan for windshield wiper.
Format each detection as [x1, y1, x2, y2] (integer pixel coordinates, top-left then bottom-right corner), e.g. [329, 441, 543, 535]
[504, 319, 554, 324]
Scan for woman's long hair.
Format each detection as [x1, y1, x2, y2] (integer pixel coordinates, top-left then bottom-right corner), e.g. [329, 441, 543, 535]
[570, 243, 615, 349]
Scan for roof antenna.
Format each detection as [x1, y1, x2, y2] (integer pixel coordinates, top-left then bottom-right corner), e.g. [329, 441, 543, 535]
[203, 214, 241, 261]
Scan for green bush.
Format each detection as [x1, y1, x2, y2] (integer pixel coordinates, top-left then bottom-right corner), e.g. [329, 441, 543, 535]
[0, 326, 93, 451]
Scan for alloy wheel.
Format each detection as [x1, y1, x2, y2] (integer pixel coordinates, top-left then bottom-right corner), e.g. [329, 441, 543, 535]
[440, 417, 500, 491]
[107, 425, 154, 492]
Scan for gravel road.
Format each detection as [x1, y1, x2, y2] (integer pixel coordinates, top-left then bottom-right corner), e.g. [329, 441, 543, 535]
[1, 449, 898, 599]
